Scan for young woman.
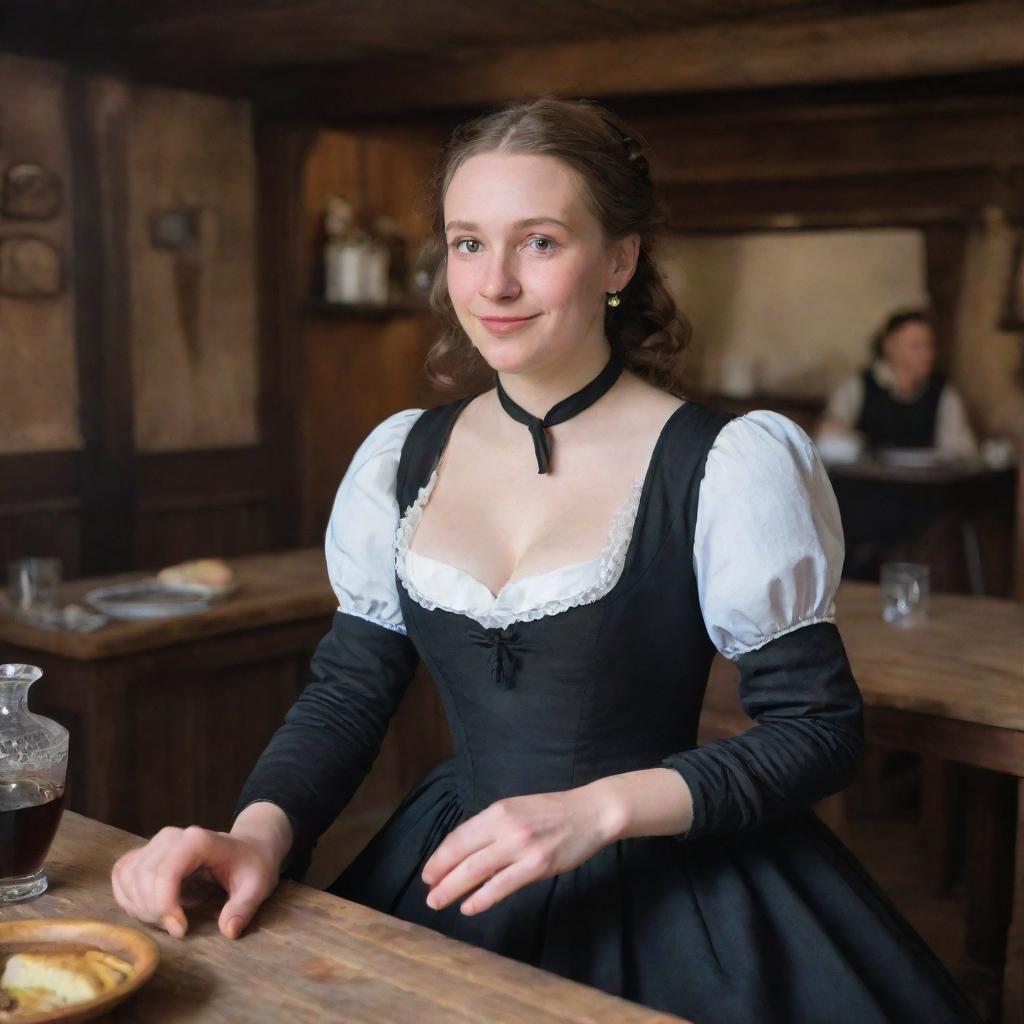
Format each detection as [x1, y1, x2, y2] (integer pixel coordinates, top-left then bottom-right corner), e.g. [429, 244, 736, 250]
[112, 99, 980, 1023]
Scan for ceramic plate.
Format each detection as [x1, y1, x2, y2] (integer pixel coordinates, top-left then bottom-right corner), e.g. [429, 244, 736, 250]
[0, 919, 158, 1023]
[84, 581, 212, 620]
[876, 447, 953, 469]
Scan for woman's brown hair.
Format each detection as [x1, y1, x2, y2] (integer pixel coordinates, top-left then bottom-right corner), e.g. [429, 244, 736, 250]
[870, 309, 937, 360]
[422, 98, 690, 396]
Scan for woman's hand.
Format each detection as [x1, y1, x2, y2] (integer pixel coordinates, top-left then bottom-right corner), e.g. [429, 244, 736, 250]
[421, 769, 693, 916]
[110, 803, 292, 940]
[421, 783, 625, 916]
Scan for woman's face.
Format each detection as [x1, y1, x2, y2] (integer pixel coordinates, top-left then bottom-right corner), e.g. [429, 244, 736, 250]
[883, 320, 936, 382]
[443, 151, 637, 376]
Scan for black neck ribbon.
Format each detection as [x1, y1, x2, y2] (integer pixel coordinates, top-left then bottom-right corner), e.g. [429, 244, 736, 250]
[495, 355, 623, 474]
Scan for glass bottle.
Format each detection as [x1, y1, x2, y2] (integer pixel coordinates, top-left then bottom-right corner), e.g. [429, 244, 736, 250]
[0, 664, 69, 902]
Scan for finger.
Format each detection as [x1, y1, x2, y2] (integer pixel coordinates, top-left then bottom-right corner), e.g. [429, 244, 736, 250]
[218, 863, 270, 940]
[114, 830, 181, 918]
[110, 855, 136, 917]
[459, 852, 548, 917]
[422, 815, 495, 886]
[426, 842, 507, 911]
[161, 907, 188, 940]
[113, 851, 145, 920]
[143, 828, 214, 932]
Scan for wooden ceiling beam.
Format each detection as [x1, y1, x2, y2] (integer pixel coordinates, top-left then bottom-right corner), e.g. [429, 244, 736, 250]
[258, 2, 1024, 116]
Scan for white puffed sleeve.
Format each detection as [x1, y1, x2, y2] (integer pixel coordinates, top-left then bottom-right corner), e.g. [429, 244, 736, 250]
[324, 408, 424, 635]
[693, 410, 844, 660]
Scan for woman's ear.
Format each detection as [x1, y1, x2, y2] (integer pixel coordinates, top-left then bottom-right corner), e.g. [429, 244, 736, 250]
[608, 234, 641, 292]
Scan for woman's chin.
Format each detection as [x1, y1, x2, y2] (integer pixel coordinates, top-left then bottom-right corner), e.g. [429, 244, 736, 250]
[471, 338, 540, 375]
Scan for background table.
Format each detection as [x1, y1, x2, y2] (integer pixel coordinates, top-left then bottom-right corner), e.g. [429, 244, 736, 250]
[0, 550, 450, 849]
[701, 581, 1024, 1024]
[3, 813, 686, 1023]
[827, 460, 1016, 594]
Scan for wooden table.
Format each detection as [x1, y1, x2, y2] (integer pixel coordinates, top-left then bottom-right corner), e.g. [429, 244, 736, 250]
[0, 550, 450, 850]
[702, 580, 1024, 1023]
[3, 813, 686, 1023]
[827, 460, 1016, 594]
[837, 581, 1024, 1024]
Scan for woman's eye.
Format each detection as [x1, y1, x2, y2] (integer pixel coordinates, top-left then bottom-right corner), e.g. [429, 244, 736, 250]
[454, 239, 481, 254]
[526, 236, 555, 253]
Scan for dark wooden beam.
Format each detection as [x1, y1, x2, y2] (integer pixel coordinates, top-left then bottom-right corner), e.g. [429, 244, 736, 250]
[659, 168, 994, 232]
[924, 222, 970, 371]
[257, 2, 1024, 116]
[645, 98, 1024, 185]
[255, 115, 316, 550]
[66, 70, 137, 574]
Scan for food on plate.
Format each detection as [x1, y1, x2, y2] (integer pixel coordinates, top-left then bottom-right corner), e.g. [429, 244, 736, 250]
[157, 558, 235, 590]
[0, 948, 134, 1014]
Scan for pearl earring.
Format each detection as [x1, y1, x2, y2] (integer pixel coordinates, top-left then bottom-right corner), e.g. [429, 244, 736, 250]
[606, 292, 621, 308]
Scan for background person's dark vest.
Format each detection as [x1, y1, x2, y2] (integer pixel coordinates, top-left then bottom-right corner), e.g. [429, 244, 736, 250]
[854, 367, 945, 449]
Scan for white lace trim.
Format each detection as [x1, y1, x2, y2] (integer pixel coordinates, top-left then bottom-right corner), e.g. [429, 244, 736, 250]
[394, 469, 646, 630]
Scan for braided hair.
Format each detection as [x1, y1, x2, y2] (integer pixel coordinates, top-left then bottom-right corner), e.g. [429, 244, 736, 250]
[423, 98, 690, 396]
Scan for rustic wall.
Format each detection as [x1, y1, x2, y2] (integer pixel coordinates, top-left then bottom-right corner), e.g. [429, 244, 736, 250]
[952, 207, 1024, 441]
[128, 87, 258, 452]
[0, 55, 80, 454]
[0, 57, 259, 456]
[300, 124, 446, 541]
[660, 228, 928, 400]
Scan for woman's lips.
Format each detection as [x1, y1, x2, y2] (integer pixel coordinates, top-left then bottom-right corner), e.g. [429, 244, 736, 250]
[475, 314, 539, 335]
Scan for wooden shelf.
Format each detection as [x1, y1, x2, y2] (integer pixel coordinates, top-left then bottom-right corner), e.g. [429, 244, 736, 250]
[303, 299, 424, 319]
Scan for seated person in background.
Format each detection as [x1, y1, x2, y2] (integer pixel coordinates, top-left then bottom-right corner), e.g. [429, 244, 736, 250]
[816, 309, 977, 458]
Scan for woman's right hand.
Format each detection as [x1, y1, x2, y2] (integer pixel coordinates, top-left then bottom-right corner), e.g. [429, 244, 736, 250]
[111, 803, 293, 940]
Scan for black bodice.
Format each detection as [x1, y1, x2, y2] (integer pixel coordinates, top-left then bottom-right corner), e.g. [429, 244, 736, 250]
[855, 367, 945, 449]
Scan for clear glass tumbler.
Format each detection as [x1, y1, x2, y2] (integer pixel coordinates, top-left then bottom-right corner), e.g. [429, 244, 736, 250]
[0, 664, 69, 902]
[880, 562, 930, 628]
[7, 557, 63, 613]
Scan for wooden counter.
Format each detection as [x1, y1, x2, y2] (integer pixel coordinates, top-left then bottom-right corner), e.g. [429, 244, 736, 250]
[0, 549, 450, 851]
[4, 812, 685, 1023]
[0, 548, 335, 661]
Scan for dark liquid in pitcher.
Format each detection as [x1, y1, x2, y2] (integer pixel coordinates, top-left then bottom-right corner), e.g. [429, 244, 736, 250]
[0, 780, 66, 878]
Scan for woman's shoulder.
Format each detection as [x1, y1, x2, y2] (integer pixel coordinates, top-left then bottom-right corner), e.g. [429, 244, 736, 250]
[347, 408, 427, 473]
[708, 408, 818, 469]
[694, 409, 844, 659]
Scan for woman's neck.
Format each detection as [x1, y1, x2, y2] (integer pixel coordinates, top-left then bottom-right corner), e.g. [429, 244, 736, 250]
[887, 366, 925, 399]
[496, 342, 613, 418]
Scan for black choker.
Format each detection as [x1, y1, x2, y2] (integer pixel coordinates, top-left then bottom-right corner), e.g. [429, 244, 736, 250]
[495, 356, 624, 474]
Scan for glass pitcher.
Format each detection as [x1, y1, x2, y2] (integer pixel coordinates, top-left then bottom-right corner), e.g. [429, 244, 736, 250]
[0, 664, 69, 902]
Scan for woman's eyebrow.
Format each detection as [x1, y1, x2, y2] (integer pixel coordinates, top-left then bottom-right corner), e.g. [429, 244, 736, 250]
[444, 217, 570, 232]
[514, 217, 570, 230]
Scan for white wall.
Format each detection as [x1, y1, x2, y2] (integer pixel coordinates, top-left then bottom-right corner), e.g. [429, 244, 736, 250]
[659, 228, 928, 399]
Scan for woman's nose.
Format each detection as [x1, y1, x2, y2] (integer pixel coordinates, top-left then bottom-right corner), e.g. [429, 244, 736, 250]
[479, 252, 521, 302]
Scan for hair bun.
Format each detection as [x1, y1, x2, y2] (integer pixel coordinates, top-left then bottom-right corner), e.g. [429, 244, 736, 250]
[606, 123, 651, 179]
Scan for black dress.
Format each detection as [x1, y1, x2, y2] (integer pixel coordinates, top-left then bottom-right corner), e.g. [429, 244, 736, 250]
[238, 399, 980, 1023]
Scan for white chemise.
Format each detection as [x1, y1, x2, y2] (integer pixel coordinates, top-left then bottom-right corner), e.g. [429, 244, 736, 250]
[324, 407, 844, 661]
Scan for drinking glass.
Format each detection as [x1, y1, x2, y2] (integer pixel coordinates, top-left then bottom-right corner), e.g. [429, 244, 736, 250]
[880, 562, 930, 627]
[8, 557, 62, 613]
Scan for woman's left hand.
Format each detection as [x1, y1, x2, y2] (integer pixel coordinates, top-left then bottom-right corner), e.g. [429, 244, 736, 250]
[421, 783, 623, 916]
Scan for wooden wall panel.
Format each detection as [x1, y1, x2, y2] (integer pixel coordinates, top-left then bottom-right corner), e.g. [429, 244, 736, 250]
[299, 125, 448, 542]
[127, 88, 259, 453]
[0, 56, 81, 455]
[0, 452, 81, 577]
[134, 447, 270, 569]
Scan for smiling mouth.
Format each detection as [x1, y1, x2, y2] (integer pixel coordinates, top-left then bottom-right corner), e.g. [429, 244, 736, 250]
[475, 314, 540, 323]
